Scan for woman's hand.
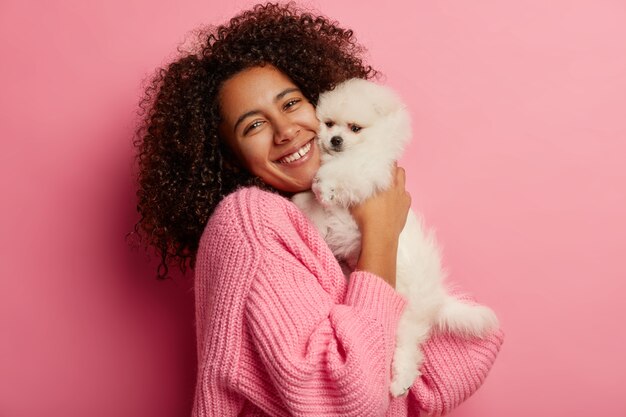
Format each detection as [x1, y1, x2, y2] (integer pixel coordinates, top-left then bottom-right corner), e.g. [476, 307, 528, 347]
[350, 164, 411, 288]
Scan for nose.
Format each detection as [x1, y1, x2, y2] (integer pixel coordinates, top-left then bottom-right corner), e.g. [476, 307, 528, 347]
[274, 115, 300, 144]
[330, 136, 343, 147]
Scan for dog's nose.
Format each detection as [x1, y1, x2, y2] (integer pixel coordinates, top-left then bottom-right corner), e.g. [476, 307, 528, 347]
[330, 136, 343, 147]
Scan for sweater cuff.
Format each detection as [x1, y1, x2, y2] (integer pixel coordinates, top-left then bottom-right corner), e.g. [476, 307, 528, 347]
[345, 270, 407, 331]
[411, 328, 505, 416]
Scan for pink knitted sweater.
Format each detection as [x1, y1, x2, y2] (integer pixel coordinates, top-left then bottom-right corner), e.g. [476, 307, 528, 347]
[192, 187, 503, 417]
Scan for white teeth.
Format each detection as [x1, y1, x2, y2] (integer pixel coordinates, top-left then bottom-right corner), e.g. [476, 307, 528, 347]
[278, 141, 312, 164]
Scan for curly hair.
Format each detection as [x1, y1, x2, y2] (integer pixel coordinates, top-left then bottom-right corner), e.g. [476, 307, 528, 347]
[131, 2, 378, 280]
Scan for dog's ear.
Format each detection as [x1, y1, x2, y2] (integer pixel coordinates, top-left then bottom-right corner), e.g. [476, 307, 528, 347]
[373, 99, 401, 117]
[373, 102, 389, 116]
[371, 85, 403, 117]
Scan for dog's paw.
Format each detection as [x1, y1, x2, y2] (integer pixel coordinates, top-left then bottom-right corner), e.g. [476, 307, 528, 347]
[390, 340, 425, 398]
[390, 369, 420, 398]
[312, 177, 337, 207]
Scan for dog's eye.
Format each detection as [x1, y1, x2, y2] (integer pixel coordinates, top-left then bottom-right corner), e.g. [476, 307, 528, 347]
[325, 121, 334, 128]
[350, 124, 362, 133]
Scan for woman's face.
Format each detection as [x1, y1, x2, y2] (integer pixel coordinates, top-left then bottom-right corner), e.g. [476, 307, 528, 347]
[218, 65, 321, 193]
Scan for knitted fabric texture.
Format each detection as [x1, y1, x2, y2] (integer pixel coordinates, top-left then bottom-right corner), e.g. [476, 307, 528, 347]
[191, 187, 503, 417]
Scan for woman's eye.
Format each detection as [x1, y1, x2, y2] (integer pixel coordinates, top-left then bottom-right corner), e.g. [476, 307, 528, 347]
[325, 121, 334, 128]
[350, 124, 362, 133]
[244, 120, 263, 134]
[283, 99, 301, 110]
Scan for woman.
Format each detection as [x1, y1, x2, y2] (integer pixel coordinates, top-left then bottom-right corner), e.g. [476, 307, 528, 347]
[133, 3, 503, 416]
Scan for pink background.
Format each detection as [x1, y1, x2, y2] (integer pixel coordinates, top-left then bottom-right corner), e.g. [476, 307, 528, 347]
[1, 0, 625, 416]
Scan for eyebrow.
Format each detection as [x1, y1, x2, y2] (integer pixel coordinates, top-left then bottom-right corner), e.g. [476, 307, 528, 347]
[233, 87, 301, 133]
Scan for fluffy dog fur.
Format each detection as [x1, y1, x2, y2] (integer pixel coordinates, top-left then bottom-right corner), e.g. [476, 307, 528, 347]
[292, 78, 499, 397]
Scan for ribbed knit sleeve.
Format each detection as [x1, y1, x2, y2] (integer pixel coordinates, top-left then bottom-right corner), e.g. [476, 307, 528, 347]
[408, 313, 504, 416]
[244, 268, 406, 416]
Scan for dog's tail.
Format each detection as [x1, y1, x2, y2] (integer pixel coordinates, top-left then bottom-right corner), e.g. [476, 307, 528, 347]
[436, 295, 499, 337]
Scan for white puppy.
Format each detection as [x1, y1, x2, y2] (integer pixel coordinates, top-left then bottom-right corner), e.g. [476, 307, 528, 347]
[292, 78, 499, 397]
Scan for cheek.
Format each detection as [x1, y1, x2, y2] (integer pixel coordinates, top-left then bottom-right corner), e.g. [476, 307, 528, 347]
[234, 139, 271, 172]
[345, 132, 364, 148]
[317, 126, 328, 139]
[296, 104, 319, 129]
[345, 132, 358, 143]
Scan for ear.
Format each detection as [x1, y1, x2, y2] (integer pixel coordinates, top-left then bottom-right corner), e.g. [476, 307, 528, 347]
[373, 102, 388, 116]
[371, 88, 402, 116]
[373, 99, 400, 117]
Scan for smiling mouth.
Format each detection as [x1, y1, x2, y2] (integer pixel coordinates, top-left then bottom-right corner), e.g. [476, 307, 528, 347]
[276, 141, 313, 164]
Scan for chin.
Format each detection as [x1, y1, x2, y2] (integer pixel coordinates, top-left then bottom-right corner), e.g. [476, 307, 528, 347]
[291, 78, 500, 397]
